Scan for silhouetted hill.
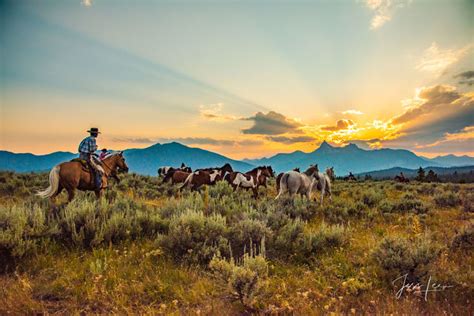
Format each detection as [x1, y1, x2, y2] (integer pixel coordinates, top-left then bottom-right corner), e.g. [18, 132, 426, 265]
[246, 141, 437, 174]
[425, 154, 474, 167]
[0, 143, 252, 176]
[123, 142, 252, 175]
[0, 151, 76, 173]
[356, 165, 474, 181]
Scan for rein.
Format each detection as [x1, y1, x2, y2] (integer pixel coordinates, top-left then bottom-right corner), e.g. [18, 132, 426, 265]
[100, 155, 119, 176]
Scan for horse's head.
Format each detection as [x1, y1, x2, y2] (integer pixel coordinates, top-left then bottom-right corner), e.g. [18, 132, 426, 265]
[326, 167, 335, 180]
[265, 165, 275, 177]
[182, 166, 192, 173]
[114, 151, 129, 173]
[260, 166, 273, 178]
[305, 164, 319, 177]
[221, 163, 233, 174]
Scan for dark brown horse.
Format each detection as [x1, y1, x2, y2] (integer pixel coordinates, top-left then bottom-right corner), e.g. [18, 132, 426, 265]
[170, 170, 191, 185]
[37, 152, 129, 204]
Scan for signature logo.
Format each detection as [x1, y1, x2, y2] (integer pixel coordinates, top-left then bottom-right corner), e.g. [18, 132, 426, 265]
[393, 274, 454, 301]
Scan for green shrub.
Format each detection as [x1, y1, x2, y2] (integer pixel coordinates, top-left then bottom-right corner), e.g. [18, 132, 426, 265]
[270, 218, 305, 257]
[299, 222, 346, 257]
[158, 209, 229, 264]
[373, 235, 442, 282]
[451, 223, 473, 251]
[392, 193, 429, 214]
[362, 189, 384, 207]
[462, 193, 474, 213]
[229, 218, 271, 256]
[209, 250, 268, 308]
[416, 183, 437, 195]
[434, 192, 461, 208]
[0, 203, 58, 270]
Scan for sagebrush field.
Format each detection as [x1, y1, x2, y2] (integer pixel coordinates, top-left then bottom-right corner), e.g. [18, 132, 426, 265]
[1, 171, 473, 315]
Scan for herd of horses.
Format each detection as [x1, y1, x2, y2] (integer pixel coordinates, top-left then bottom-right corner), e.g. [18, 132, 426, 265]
[157, 162, 335, 204]
[36, 151, 410, 207]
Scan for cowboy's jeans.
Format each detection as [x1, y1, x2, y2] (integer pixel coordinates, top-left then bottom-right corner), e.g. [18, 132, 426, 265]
[79, 153, 103, 189]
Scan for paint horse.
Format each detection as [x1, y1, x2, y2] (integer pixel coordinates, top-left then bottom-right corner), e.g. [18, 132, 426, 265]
[159, 163, 192, 182]
[180, 163, 233, 191]
[224, 166, 274, 197]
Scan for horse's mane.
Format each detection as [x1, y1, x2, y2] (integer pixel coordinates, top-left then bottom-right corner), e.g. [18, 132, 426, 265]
[303, 165, 318, 176]
[103, 151, 122, 159]
[247, 166, 263, 173]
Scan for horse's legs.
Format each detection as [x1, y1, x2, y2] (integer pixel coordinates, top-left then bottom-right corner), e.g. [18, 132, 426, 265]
[95, 190, 103, 199]
[252, 187, 258, 198]
[320, 185, 325, 205]
[66, 187, 76, 202]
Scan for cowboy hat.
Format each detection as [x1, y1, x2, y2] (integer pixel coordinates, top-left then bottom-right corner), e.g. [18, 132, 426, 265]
[87, 127, 101, 134]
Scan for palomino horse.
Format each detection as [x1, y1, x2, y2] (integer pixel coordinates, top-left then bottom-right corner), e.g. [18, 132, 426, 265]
[275, 164, 319, 200]
[223, 166, 274, 197]
[313, 167, 334, 205]
[37, 152, 129, 204]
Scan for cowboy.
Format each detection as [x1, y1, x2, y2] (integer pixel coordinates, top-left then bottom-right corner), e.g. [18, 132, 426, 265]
[78, 127, 104, 189]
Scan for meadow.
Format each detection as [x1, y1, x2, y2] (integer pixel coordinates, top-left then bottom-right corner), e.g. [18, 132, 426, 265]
[0, 171, 473, 315]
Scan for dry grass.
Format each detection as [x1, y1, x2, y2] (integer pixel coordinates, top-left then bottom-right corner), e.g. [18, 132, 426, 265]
[0, 172, 473, 314]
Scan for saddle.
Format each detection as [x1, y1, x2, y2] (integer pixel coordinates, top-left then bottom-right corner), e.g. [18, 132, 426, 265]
[70, 158, 108, 189]
[70, 158, 90, 171]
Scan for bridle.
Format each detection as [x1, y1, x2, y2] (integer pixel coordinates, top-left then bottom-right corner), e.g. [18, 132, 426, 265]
[100, 154, 127, 176]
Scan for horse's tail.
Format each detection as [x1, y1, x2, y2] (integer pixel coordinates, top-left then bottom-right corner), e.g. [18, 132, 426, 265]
[36, 165, 60, 199]
[276, 173, 283, 192]
[180, 172, 194, 190]
[275, 173, 289, 200]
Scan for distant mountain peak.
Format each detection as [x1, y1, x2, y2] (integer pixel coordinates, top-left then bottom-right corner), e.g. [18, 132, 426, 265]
[344, 143, 360, 150]
[318, 140, 333, 150]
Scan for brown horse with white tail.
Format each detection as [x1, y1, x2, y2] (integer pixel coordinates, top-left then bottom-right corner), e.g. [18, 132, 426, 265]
[37, 152, 129, 205]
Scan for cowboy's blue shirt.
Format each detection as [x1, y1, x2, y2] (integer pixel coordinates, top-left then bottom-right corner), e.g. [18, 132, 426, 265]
[78, 136, 97, 155]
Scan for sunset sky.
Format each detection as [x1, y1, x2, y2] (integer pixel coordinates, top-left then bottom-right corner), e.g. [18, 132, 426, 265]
[1, 0, 473, 159]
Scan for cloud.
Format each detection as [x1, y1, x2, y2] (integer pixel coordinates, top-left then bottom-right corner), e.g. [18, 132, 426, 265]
[381, 85, 474, 152]
[242, 111, 302, 135]
[81, 0, 92, 7]
[266, 135, 315, 144]
[391, 85, 462, 125]
[113, 136, 263, 147]
[417, 126, 474, 149]
[416, 42, 472, 75]
[454, 70, 474, 86]
[199, 103, 242, 122]
[364, 0, 411, 30]
[342, 109, 364, 115]
[342, 139, 381, 149]
[112, 137, 155, 144]
[321, 119, 355, 131]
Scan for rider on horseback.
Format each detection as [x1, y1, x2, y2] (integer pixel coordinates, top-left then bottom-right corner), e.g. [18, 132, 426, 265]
[78, 127, 104, 189]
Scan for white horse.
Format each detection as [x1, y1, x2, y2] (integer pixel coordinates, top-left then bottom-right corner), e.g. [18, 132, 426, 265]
[275, 164, 319, 200]
[313, 167, 334, 205]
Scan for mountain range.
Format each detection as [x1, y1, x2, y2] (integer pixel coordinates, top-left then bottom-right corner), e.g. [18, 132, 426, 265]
[356, 165, 474, 180]
[1, 141, 473, 176]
